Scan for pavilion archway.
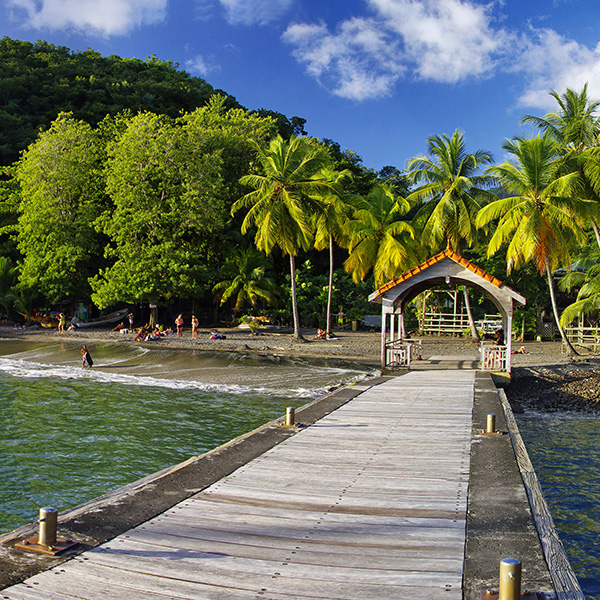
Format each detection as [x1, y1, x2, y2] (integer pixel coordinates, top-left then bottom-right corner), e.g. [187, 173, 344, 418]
[368, 249, 526, 372]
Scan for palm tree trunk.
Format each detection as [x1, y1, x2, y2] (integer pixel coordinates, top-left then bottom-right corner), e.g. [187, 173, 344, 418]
[326, 235, 334, 336]
[591, 219, 600, 249]
[463, 286, 480, 342]
[290, 254, 303, 340]
[545, 262, 577, 355]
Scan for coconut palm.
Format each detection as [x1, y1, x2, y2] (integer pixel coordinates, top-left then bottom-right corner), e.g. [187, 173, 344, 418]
[313, 166, 360, 335]
[406, 130, 496, 341]
[232, 135, 332, 340]
[476, 136, 590, 355]
[343, 183, 415, 288]
[559, 260, 600, 327]
[521, 84, 600, 154]
[522, 84, 600, 247]
[213, 247, 277, 319]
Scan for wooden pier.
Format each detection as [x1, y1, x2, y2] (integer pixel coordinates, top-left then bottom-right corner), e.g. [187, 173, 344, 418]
[3, 371, 475, 599]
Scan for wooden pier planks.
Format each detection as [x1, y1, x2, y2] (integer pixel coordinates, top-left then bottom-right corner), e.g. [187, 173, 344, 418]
[3, 370, 475, 600]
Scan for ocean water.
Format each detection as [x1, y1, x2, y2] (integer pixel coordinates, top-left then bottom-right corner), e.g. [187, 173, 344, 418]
[0, 339, 374, 534]
[516, 412, 600, 600]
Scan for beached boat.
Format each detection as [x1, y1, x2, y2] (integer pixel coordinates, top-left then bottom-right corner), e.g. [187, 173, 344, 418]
[70, 308, 129, 328]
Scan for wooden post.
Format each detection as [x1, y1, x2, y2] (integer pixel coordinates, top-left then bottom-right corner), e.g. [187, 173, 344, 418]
[381, 309, 387, 368]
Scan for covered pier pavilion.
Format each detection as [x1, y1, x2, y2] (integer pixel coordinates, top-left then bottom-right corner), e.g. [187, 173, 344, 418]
[368, 249, 527, 372]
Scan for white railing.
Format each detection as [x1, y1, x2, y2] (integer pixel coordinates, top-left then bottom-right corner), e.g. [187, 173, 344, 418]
[384, 338, 422, 368]
[480, 344, 508, 371]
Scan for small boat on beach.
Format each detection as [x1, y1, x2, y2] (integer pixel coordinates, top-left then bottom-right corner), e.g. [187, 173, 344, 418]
[70, 308, 129, 329]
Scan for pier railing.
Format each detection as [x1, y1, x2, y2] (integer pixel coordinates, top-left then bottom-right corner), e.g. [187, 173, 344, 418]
[385, 339, 422, 368]
[480, 344, 508, 371]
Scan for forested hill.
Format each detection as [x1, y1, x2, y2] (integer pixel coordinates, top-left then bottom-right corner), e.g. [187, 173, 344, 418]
[0, 37, 281, 166]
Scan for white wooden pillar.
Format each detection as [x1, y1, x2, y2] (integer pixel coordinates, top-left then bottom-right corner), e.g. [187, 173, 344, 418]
[505, 311, 513, 372]
[390, 313, 396, 344]
[380, 309, 387, 368]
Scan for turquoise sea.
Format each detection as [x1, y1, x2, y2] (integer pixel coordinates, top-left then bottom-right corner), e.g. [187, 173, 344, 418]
[0, 339, 374, 534]
[516, 412, 600, 600]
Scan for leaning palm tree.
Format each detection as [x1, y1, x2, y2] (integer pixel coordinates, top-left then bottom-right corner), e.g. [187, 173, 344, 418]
[407, 130, 496, 341]
[213, 247, 277, 320]
[476, 135, 590, 355]
[232, 135, 332, 340]
[343, 183, 416, 288]
[313, 166, 360, 336]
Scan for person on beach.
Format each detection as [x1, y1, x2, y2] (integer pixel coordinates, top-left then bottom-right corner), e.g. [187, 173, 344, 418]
[175, 314, 184, 337]
[493, 328, 505, 345]
[337, 309, 344, 330]
[81, 345, 93, 368]
[191, 315, 199, 339]
[128, 312, 134, 330]
[57, 313, 66, 333]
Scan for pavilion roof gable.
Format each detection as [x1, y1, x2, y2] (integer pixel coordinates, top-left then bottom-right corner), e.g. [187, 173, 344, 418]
[369, 248, 526, 306]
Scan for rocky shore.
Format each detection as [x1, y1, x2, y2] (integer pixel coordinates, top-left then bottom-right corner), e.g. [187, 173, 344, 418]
[4, 324, 600, 412]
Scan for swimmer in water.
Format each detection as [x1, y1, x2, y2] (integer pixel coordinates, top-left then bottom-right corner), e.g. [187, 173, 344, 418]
[81, 345, 93, 368]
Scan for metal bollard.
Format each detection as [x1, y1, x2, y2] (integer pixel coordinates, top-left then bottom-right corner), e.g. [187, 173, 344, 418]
[285, 407, 295, 427]
[38, 507, 58, 547]
[499, 558, 521, 600]
[486, 413, 496, 434]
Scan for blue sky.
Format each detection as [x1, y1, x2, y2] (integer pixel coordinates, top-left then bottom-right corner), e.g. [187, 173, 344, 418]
[2, 0, 600, 171]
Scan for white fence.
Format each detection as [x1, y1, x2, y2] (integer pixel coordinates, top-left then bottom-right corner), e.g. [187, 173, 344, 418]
[480, 344, 508, 371]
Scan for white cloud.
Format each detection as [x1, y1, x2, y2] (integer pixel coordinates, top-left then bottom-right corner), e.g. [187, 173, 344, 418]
[370, 0, 508, 83]
[283, 18, 405, 100]
[513, 28, 600, 109]
[218, 0, 293, 26]
[6, 0, 167, 36]
[283, 0, 510, 101]
[185, 54, 219, 77]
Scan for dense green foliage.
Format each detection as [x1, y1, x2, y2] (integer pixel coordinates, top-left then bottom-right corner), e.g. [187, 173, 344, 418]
[0, 37, 234, 166]
[5, 34, 600, 339]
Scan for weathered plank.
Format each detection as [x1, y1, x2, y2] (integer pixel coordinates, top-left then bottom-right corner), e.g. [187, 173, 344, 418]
[2, 370, 475, 600]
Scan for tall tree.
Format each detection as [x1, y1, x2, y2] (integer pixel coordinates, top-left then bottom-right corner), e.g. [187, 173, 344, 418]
[90, 111, 225, 324]
[15, 112, 106, 305]
[232, 135, 332, 340]
[406, 130, 495, 341]
[343, 183, 415, 288]
[313, 166, 357, 336]
[522, 84, 600, 249]
[476, 136, 590, 355]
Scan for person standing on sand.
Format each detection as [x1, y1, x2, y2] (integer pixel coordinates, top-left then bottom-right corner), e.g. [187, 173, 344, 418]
[58, 313, 66, 333]
[127, 312, 134, 330]
[191, 315, 199, 339]
[175, 314, 184, 337]
[81, 345, 93, 368]
[337, 309, 345, 330]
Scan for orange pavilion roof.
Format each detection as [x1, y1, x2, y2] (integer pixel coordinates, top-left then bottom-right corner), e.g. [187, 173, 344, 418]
[372, 248, 504, 299]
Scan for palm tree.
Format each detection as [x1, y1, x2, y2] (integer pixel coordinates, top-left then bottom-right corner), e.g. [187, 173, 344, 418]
[313, 166, 359, 336]
[476, 136, 590, 355]
[522, 84, 600, 247]
[559, 260, 600, 328]
[213, 247, 277, 320]
[407, 130, 495, 341]
[343, 183, 415, 288]
[232, 135, 332, 340]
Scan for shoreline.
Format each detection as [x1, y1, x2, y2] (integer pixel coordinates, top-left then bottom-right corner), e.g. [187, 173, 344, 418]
[4, 326, 600, 412]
